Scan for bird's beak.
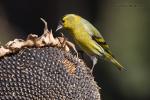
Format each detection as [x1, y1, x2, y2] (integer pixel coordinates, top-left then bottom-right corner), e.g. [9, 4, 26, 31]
[56, 21, 63, 32]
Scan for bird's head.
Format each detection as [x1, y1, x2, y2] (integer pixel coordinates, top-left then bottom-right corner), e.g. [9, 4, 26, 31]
[56, 14, 81, 31]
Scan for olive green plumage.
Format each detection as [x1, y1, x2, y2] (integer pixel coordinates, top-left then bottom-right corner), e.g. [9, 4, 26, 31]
[57, 14, 124, 71]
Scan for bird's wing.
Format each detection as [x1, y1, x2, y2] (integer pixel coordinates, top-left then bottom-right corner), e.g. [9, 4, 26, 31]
[81, 18, 113, 56]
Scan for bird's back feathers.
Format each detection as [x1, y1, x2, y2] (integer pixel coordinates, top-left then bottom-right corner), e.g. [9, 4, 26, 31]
[81, 18, 113, 56]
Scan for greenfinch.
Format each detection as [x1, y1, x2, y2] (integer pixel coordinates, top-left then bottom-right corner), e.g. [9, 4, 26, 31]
[56, 14, 124, 71]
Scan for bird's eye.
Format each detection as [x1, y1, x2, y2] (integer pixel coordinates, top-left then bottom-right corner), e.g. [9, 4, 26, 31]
[62, 20, 65, 23]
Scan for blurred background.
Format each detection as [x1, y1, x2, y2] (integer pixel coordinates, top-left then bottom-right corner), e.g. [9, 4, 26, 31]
[0, 0, 150, 100]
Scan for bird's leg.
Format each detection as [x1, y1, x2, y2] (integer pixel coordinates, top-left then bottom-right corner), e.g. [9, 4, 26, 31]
[90, 56, 98, 73]
[66, 41, 78, 58]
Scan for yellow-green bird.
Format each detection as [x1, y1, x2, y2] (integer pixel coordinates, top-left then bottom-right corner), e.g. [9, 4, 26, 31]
[56, 14, 124, 71]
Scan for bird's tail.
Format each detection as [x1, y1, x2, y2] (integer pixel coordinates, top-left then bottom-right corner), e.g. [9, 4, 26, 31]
[104, 52, 125, 71]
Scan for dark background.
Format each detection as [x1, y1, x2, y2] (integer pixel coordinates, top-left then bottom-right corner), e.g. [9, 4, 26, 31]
[0, 0, 150, 100]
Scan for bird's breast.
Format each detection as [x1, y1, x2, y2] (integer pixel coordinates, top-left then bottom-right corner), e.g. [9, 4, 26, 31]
[73, 33, 101, 56]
